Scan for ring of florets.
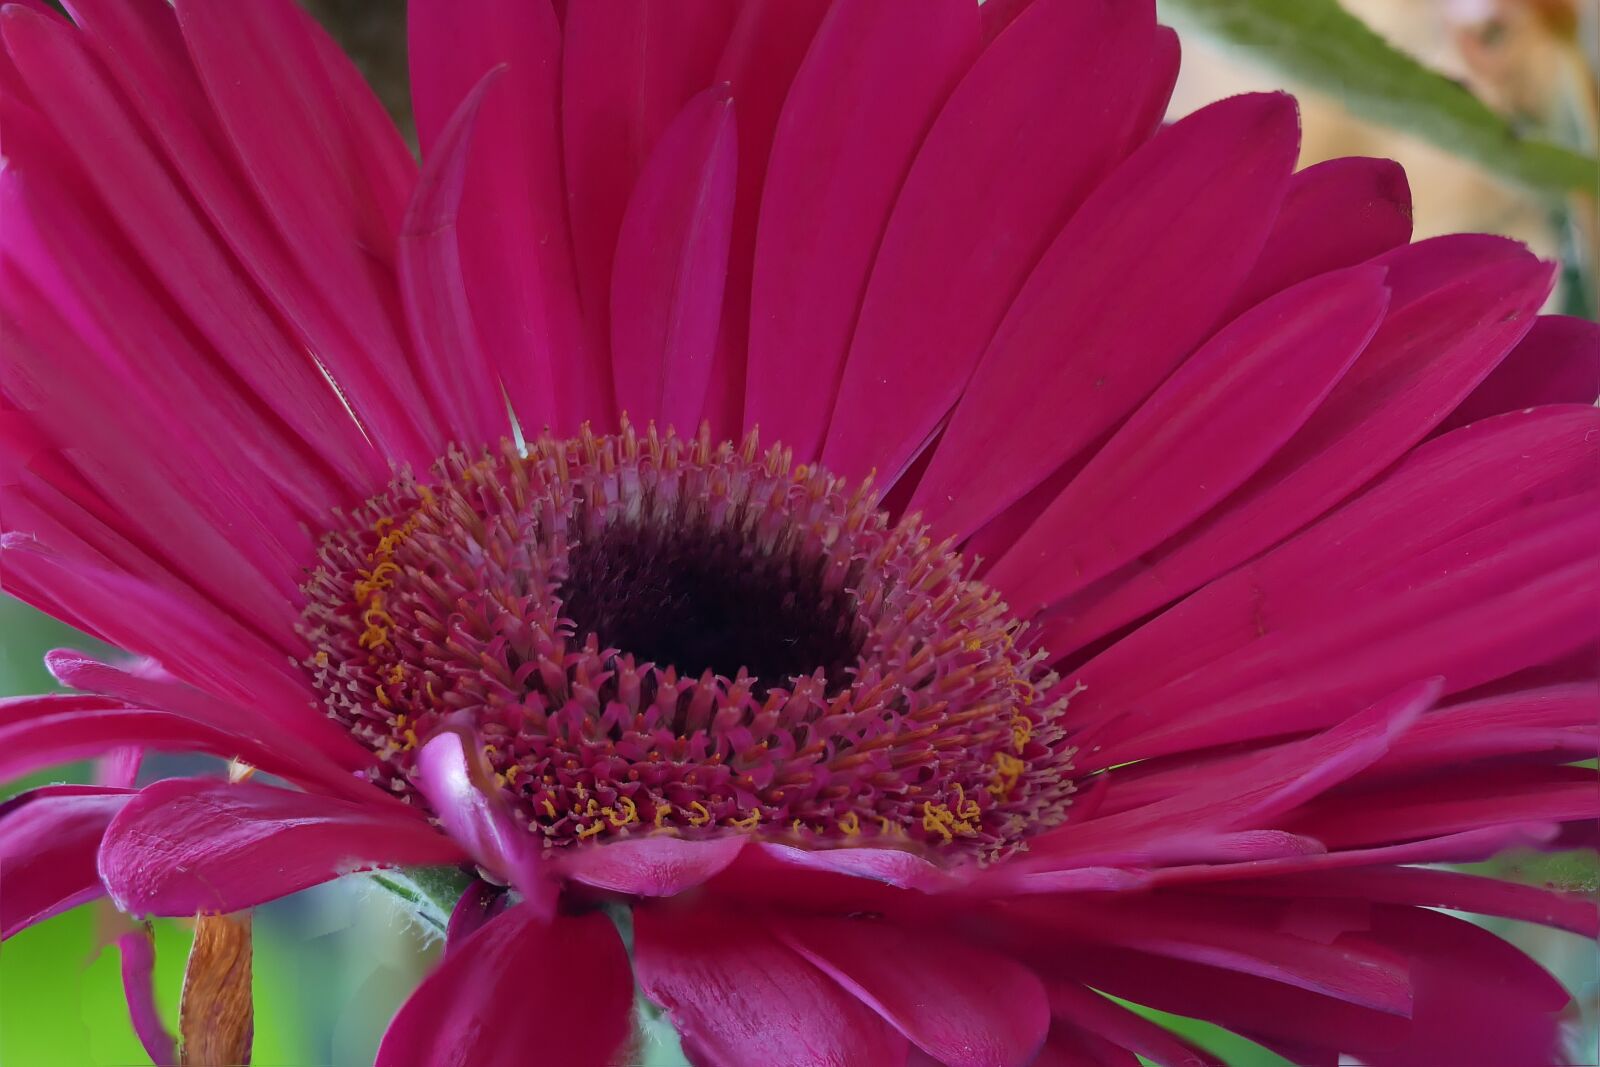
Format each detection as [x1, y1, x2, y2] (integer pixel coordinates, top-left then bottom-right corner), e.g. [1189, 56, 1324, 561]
[301, 424, 1075, 862]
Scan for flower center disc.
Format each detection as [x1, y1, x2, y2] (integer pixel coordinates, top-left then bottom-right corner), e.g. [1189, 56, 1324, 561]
[302, 425, 1074, 861]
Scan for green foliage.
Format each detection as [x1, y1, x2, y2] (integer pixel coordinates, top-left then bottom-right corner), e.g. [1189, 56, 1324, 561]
[1160, 0, 1600, 195]
[0, 906, 308, 1066]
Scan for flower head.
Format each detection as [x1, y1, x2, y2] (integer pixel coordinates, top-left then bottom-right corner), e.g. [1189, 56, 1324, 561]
[0, 1, 1596, 1065]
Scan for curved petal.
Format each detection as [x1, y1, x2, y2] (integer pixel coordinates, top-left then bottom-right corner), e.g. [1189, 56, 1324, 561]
[910, 93, 1301, 539]
[634, 905, 909, 1067]
[744, 0, 980, 459]
[1439, 313, 1600, 433]
[99, 777, 465, 917]
[1228, 155, 1413, 315]
[1046, 238, 1556, 655]
[397, 67, 509, 448]
[1068, 404, 1600, 750]
[172, 0, 435, 463]
[822, 0, 1162, 484]
[776, 916, 1050, 1067]
[989, 265, 1388, 612]
[562, 0, 738, 423]
[412, 728, 553, 916]
[555, 835, 746, 896]
[610, 85, 737, 430]
[376, 906, 632, 1067]
[0, 783, 130, 937]
[408, 0, 582, 434]
[116, 926, 179, 1067]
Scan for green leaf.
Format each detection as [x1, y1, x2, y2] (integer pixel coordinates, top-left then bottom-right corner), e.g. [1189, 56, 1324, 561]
[1159, 0, 1600, 196]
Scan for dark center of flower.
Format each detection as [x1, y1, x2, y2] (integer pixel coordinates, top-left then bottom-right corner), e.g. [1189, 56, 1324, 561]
[301, 425, 1075, 862]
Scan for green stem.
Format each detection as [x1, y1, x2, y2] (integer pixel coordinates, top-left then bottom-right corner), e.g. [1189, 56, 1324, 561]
[368, 865, 474, 934]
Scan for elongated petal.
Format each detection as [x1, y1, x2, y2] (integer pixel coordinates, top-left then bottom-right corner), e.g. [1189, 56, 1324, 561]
[1047, 981, 1226, 1067]
[116, 926, 178, 1067]
[99, 777, 464, 916]
[989, 266, 1387, 611]
[911, 93, 1300, 538]
[377, 907, 632, 1067]
[1439, 313, 1600, 432]
[1023, 682, 1432, 871]
[563, 0, 738, 417]
[413, 729, 552, 916]
[1209, 866, 1598, 937]
[1068, 404, 1600, 745]
[744, 0, 979, 459]
[1047, 239, 1555, 655]
[610, 86, 737, 430]
[398, 68, 510, 447]
[0, 784, 130, 937]
[700, 0, 830, 436]
[172, 0, 434, 462]
[1229, 156, 1412, 315]
[408, 0, 584, 434]
[823, 0, 1161, 483]
[1010, 893, 1414, 1016]
[634, 905, 909, 1067]
[776, 917, 1050, 1067]
[555, 835, 745, 896]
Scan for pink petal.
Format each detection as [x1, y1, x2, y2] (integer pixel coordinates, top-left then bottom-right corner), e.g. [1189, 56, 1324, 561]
[46, 649, 371, 779]
[1068, 403, 1600, 754]
[407, 0, 587, 434]
[116, 926, 178, 1067]
[99, 777, 465, 916]
[172, 0, 435, 462]
[776, 916, 1050, 1067]
[376, 907, 632, 1067]
[1009, 893, 1414, 1016]
[1228, 156, 1413, 315]
[633, 905, 909, 1067]
[562, 0, 739, 420]
[610, 86, 738, 430]
[1088, 493, 1600, 764]
[989, 265, 1388, 612]
[1023, 682, 1433, 871]
[397, 67, 512, 447]
[1046, 237, 1556, 655]
[554, 835, 746, 896]
[1148, 824, 1564, 888]
[1286, 765, 1600, 850]
[1208, 866, 1598, 938]
[0, 784, 129, 937]
[412, 728, 553, 917]
[1047, 981, 1220, 1067]
[1360, 906, 1572, 1067]
[744, 0, 980, 460]
[751, 841, 959, 892]
[822, 0, 1164, 484]
[0, 4, 383, 489]
[700, 0, 831, 437]
[1438, 313, 1600, 433]
[1370, 683, 1600, 777]
[910, 93, 1300, 539]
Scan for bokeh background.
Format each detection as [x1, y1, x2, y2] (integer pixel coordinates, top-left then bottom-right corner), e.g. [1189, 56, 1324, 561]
[1, 1, 1595, 1064]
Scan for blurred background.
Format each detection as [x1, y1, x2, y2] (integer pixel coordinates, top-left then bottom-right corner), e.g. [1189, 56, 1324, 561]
[2, 1, 1595, 1064]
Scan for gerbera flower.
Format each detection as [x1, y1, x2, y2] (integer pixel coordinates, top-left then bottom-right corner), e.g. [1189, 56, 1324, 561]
[1, 0, 1596, 1064]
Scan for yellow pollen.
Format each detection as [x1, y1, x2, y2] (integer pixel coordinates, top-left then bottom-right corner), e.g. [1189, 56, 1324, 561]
[653, 803, 672, 829]
[604, 797, 639, 828]
[686, 801, 712, 827]
[540, 798, 558, 819]
[837, 812, 861, 836]
[576, 820, 605, 840]
[728, 810, 761, 830]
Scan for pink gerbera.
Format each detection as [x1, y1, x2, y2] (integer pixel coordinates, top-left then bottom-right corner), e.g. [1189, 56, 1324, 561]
[1, 0, 1597, 1064]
